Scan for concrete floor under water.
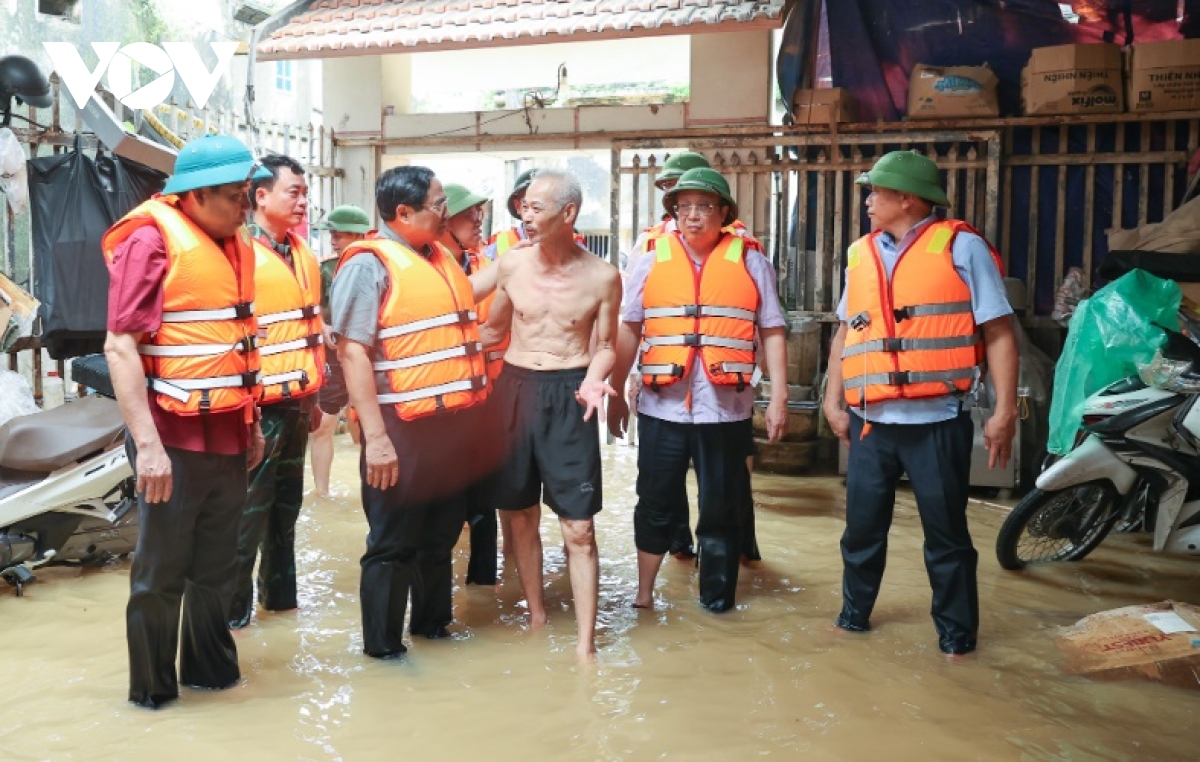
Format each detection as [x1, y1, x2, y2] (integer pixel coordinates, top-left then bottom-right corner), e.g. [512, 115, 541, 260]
[3, 435, 1199, 760]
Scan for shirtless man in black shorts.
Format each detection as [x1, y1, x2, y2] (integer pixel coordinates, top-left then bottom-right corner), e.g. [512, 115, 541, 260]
[480, 170, 621, 660]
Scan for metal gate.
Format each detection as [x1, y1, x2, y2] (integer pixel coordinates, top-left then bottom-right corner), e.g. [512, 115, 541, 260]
[610, 129, 1000, 317]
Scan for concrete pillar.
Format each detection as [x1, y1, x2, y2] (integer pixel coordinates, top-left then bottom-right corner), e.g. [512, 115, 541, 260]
[323, 56, 383, 219]
[688, 30, 772, 126]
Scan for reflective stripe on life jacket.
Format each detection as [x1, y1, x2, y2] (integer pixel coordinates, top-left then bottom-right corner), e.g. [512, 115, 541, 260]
[467, 249, 508, 381]
[101, 196, 261, 418]
[338, 237, 488, 420]
[841, 219, 992, 408]
[639, 232, 759, 390]
[253, 233, 326, 404]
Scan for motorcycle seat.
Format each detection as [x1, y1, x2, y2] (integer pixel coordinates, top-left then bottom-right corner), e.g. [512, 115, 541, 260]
[0, 395, 125, 473]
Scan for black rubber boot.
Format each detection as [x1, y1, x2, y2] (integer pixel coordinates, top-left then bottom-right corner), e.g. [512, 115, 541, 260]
[696, 536, 739, 613]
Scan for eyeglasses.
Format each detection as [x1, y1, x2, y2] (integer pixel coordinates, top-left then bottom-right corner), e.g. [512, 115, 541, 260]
[211, 182, 251, 206]
[420, 198, 449, 215]
[673, 203, 718, 217]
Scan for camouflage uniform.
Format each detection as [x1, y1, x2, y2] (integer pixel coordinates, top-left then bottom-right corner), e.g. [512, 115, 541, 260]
[229, 402, 310, 627]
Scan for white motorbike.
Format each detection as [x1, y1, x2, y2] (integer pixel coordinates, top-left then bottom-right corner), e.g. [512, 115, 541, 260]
[996, 312, 1200, 569]
[0, 360, 137, 595]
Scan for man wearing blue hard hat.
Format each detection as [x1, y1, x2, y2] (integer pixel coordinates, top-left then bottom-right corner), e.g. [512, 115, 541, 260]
[102, 134, 270, 709]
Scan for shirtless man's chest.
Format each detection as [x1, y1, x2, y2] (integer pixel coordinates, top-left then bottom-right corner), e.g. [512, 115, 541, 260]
[505, 251, 603, 369]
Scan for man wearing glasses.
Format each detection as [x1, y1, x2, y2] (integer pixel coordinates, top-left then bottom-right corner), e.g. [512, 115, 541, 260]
[823, 151, 1016, 656]
[328, 167, 496, 658]
[608, 167, 789, 613]
[102, 134, 269, 708]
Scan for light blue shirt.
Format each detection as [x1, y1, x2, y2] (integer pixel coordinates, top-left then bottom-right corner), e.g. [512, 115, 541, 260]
[835, 216, 1012, 425]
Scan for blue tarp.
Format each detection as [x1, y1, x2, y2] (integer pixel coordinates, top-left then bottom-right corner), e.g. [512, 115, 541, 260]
[778, 1, 1200, 123]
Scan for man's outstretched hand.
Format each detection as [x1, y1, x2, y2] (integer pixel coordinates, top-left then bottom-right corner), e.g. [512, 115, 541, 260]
[576, 378, 616, 423]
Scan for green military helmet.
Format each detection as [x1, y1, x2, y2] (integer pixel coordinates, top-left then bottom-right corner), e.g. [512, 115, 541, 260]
[162, 134, 271, 195]
[662, 166, 738, 226]
[315, 204, 372, 233]
[443, 183, 489, 219]
[654, 151, 710, 190]
[855, 150, 951, 208]
[507, 168, 538, 218]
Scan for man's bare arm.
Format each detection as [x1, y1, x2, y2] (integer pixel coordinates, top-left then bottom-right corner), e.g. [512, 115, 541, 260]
[760, 326, 789, 443]
[577, 267, 622, 423]
[468, 262, 498, 304]
[823, 323, 851, 444]
[479, 258, 515, 348]
[584, 267, 622, 387]
[338, 338, 398, 489]
[605, 319, 643, 438]
[981, 315, 1019, 469]
[105, 331, 173, 503]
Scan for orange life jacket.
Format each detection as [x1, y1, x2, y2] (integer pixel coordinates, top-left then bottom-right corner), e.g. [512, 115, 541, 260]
[101, 196, 261, 419]
[643, 219, 761, 254]
[338, 237, 488, 421]
[841, 219, 995, 408]
[252, 233, 326, 404]
[489, 227, 523, 257]
[640, 232, 759, 390]
[465, 250, 508, 382]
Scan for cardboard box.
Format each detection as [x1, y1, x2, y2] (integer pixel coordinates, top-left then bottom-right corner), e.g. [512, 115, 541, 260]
[906, 64, 999, 119]
[1127, 39, 1200, 113]
[791, 88, 856, 125]
[1022, 43, 1124, 116]
[1055, 601, 1200, 690]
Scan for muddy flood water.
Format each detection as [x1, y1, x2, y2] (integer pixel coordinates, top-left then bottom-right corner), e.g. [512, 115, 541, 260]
[3, 434, 1200, 761]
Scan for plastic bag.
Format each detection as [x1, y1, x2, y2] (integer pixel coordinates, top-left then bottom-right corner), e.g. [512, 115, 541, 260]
[0, 370, 39, 428]
[1047, 269, 1181, 455]
[1051, 267, 1087, 327]
[1138, 348, 1200, 393]
[0, 127, 29, 215]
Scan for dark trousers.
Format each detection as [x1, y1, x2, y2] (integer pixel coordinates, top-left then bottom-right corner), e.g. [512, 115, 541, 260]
[464, 400, 500, 585]
[359, 409, 471, 654]
[840, 412, 979, 650]
[126, 438, 247, 707]
[634, 414, 753, 612]
[230, 402, 309, 625]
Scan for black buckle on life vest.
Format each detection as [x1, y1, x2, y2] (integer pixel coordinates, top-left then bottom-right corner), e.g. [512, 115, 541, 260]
[463, 342, 482, 356]
[233, 302, 254, 320]
[682, 304, 701, 318]
[883, 338, 904, 352]
[893, 307, 912, 323]
[298, 370, 310, 390]
[300, 304, 319, 319]
[681, 334, 701, 347]
[469, 376, 487, 391]
[199, 388, 211, 412]
[237, 335, 257, 353]
[304, 334, 322, 349]
[456, 309, 472, 324]
[240, 371, 260, 388]
[890, 371, 912, 385]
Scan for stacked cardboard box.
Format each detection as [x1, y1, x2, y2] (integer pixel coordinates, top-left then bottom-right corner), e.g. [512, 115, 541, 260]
[1127, 38, 1200, 113]
[791, 88, 856, 125]
[907, 64, 1000, 119]
[1022, 43, 1124, 116]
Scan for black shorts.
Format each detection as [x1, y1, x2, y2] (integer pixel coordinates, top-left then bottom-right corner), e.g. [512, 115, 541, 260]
[492, 363, 602, 520]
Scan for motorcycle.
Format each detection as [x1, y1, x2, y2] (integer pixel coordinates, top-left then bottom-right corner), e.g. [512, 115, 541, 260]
[995, 255, 1200, 570]
[0, 357, 137, 595]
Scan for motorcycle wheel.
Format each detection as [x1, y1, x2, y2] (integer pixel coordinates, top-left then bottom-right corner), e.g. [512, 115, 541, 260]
[995, 484, 1118, 570]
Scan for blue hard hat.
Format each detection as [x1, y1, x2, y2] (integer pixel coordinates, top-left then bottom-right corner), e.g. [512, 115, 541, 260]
[162, 134, 271, 195]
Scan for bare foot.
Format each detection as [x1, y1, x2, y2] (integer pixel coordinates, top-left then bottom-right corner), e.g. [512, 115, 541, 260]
[632, 598, 653, 609]
[529, 613, 549, 628]
[575, 643, 597, 662]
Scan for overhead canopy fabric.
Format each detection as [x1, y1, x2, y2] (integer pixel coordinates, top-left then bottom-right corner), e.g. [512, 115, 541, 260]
[778, 0, 1200, 122]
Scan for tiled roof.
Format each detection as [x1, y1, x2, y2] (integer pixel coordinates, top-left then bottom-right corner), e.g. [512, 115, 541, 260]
[258, 0, 788, 60]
